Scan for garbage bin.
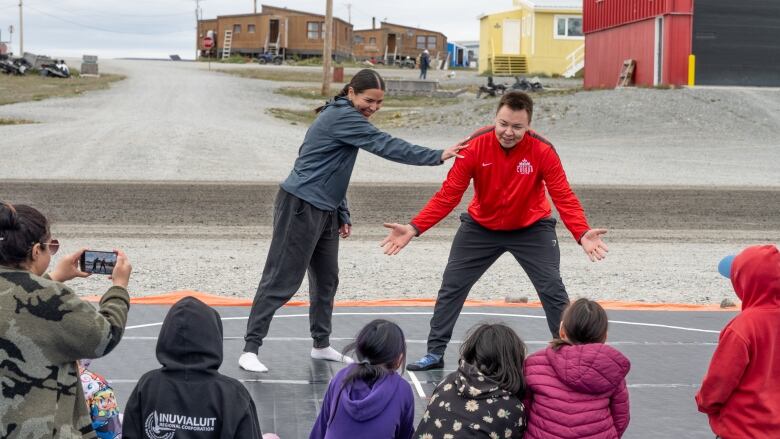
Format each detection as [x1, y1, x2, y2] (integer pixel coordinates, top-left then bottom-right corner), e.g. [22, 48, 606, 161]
[333, 66, 344, 83]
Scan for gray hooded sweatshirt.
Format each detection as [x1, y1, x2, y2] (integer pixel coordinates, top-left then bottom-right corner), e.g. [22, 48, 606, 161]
[280, 96, 444, 225]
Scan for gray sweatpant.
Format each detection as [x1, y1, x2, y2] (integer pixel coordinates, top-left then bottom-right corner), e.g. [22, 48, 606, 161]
[244, 188, 340, 353]
[427, 213, 570, 357]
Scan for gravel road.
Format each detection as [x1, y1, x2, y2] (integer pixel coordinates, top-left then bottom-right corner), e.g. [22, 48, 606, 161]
[1, 60, 778, 304]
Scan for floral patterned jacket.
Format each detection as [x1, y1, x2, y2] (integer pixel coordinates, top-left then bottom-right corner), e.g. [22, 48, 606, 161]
[415, 361, 526, 439]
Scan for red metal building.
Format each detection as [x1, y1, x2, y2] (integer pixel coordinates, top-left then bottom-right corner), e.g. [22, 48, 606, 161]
[583, 0, 693, 88]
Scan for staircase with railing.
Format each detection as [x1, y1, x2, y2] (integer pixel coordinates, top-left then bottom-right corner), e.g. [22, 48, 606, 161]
[563, 44, 584, 78]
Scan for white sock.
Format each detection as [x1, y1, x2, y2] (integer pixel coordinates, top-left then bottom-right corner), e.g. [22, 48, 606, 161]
[238, 352, 268, 372]
[311, 346, 355, 363]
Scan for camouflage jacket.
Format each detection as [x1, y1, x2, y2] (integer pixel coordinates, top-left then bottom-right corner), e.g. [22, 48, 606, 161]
[0, 266, 130, 438]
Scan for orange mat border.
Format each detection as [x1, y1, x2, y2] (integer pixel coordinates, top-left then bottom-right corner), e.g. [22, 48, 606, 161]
[83, 290, 738, 312]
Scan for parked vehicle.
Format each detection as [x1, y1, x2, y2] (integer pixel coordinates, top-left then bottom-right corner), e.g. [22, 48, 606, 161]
[256, 53, 284, 65]
[396, 56, 416, 69]
[0, 57, 31, 76]
[476, 76, 507, 98]
[510, 76, 543, 92]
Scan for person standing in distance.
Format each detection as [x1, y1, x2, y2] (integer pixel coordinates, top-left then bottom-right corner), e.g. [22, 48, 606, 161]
[239, 69, 467, 373]
[381, 91, 609, 371]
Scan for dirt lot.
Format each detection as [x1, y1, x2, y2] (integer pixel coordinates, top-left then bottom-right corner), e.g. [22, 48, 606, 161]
[0, 61, 778, 304]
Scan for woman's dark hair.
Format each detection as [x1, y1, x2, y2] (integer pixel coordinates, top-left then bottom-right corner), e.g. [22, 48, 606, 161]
[341, 319, 406, 388]
[315, 68, 386, 113]
[460, 323, 527, 396]
[497, 90, 534, 122]
[0, 202, 50, 268]
[551, 298, 609, 350]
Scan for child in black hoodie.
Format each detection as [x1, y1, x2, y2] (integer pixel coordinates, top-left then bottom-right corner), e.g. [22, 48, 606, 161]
[122, 296, 277, 439]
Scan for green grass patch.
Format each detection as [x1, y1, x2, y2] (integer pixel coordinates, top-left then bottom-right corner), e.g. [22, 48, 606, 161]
[216, 68, 323, 83]
[0, 118, 36, 125]
[274, 86, 460, 108]
[0, 72, 125, 106]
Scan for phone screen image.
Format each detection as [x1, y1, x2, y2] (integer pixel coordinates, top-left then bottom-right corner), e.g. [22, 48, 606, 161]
[81, 251, 117, 275]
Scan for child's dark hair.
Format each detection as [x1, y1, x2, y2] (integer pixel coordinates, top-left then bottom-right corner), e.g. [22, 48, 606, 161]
[497, 90, 534, 122]
[460, 323, 527, 396]
[341, 319, 406, 388]
[0, 202, 50, 268]
[315, 69, 386, 113]
[551, 298, 609, 350]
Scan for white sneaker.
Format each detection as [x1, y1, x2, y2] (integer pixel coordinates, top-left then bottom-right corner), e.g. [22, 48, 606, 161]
[311, 346, 355, 364]
[238, 352, 269, 372]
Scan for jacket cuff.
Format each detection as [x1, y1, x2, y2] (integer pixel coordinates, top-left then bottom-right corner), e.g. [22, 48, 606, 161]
[576, 229, 589, 245]
[409, 222, 421, 237]
[101, 285, 130, 307]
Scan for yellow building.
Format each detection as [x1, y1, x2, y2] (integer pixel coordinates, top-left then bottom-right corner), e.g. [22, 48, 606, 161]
[478, 0, 584, 77]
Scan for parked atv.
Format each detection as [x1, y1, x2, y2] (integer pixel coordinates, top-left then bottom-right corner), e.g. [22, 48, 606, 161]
[0, 57, 31, 76]
[39, 62, 71, 78]
[396, 56, 416, 69]
[476, 76, 507, 98]
[256, 53, 284, 65]
[510, 76, 543, 92]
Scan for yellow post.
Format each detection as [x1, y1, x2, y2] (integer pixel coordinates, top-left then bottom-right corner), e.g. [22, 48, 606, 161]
[688, 54, 695, 87]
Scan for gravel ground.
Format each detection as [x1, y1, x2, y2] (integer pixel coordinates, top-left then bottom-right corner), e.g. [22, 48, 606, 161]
[1, 61, 778, 304]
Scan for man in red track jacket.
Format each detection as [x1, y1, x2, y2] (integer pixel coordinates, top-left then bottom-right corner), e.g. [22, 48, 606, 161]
[381, 91, 609, 371]
[696, 244, 780, 439]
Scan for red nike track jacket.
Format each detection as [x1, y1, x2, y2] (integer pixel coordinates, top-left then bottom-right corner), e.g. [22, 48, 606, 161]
[410, 127, 590, 242]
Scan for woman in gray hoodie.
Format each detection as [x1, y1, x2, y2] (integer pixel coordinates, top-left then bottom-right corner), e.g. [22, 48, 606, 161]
[240, 69, 466, 372]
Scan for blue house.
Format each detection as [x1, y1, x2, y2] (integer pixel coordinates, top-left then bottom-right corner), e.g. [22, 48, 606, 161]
[447, 41, 471, 67]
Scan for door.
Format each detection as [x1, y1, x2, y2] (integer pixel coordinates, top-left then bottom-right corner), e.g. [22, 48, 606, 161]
[692, 0, 780, 86]
[269, 19, 279, 45]
[503, 19, 521, 55]
[387, 34, 397, 58]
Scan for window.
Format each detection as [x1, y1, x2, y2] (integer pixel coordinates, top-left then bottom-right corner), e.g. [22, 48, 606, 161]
[307, 21, 324, 40]
[554, 16, 583, 39]
[369, 37, 376, 46]
[233, 24, 241, 34]
[417, 35, 437, 50]
[248, 24, 256, 33]
[354, 35, 365, 44]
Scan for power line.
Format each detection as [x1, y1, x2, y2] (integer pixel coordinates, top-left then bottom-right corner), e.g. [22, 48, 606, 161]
[26, 5, 192, 35]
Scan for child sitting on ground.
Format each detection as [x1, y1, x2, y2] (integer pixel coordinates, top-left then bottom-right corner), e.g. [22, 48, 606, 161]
[310, 319, 414, 439]
[414, 323, 528, 438]
[79, 359, 122, 439]
[122, 296, 279, 439]
[524, 298, 631, 438]
[696, 245, 780, 438]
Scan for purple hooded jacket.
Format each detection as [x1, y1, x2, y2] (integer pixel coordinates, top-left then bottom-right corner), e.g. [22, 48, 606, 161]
[524, 343, 631, 439]
[310, 365, 415, 439]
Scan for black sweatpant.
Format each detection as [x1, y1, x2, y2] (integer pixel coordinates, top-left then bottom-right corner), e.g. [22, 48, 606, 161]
[427, 213, 570, 357]
[244, 188, 340, 353]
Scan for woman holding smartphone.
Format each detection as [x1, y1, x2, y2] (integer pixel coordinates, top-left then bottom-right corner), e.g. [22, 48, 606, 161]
[0, 201, 132, 437]
[239, 69, 467, 372]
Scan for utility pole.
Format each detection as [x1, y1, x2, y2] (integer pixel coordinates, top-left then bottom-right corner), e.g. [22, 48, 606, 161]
[18, 0, 23, 55]
[254, 0, 257, 14]
[321, 0, 333, 96]
[345, 3, 352, 24]
[194, 0, 203, 60]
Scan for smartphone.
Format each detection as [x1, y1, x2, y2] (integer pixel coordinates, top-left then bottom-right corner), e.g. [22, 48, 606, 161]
[79, 250, 117, 275]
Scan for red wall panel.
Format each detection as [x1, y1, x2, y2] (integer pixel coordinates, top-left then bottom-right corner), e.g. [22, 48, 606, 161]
[585, 0, 692, 33]
[584, 19, 656, 88]
[663, 14, 692, 85]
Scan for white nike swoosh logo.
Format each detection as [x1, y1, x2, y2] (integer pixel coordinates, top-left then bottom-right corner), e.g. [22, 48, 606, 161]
[482, 163, 492, 167]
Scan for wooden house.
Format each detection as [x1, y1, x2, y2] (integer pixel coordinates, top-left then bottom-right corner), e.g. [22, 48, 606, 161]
[353, 21, 447, 65]
[197, 4, 353, 60]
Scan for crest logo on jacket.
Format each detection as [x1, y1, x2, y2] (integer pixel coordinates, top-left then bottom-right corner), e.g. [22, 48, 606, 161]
[144, 410, 217, 438]
[517, 159, 533, 175]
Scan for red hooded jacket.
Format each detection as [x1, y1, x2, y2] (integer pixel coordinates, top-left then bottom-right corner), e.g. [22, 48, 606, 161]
[410, 126, 590, 241]
[695, 244, 780, 438]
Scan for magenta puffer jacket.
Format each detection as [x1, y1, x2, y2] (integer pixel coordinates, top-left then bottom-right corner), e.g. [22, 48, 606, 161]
[524, 343, 631, 439]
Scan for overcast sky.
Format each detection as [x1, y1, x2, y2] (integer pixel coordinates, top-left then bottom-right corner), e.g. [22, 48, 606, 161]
[0, 0, 511, 59]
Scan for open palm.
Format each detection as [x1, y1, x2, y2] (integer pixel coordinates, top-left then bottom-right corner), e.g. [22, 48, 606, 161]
[380, 223, 416, 255]
[581, 228, 609, 262]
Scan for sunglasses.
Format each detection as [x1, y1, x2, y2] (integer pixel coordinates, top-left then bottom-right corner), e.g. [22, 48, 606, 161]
[40, 239, 60, 255]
